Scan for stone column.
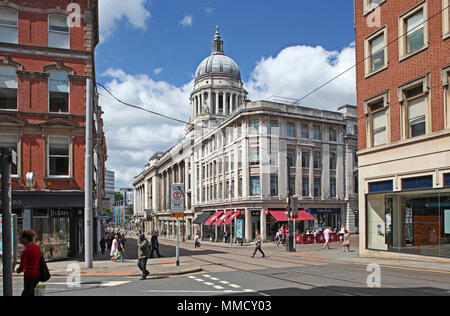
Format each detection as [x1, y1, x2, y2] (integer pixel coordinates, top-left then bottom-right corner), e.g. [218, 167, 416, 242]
[260, 210, 266, 242]
[309, 150, 314, 198]
[216, 92, 220, 114]
[245, 209, 252, 243]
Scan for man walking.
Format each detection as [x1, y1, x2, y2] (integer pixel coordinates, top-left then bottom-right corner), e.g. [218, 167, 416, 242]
[150, 231, 162, 258]
[323, 226, 331, 250]
[251, 231, 265, 258]
[137, 234, 150, 280]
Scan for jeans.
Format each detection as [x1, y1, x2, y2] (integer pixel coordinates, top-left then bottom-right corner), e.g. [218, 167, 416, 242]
[137, 258, 149, 277]
[21, 277, 40, 296]
[252, 246, 265, 257]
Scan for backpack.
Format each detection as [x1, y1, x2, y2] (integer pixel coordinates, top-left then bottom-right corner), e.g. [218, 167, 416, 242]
[39, 255, 51, 282]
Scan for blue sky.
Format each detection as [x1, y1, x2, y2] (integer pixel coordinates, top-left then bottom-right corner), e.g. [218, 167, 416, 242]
[96, 0, 357, 188]
[96, 0, 355, 86]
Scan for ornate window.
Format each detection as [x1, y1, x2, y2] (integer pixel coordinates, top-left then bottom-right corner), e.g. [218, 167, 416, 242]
[0, 7, 18, 44]
[0, 66, 17, 110]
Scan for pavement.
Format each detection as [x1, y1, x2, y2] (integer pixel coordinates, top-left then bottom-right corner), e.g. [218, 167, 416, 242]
[3, 233, 450, 279]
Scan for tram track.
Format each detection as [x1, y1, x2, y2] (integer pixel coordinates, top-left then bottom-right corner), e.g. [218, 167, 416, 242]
[187, 249, 448, 296]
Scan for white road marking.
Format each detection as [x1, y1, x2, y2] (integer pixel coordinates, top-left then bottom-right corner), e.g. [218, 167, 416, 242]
[202, 274, 211, 278]
[229, 284, 241, 288]
[213, 285, 224, 290]
[194, 278, 204, 282]
[100, 281, 131, 287]
[210, 277, 219, 281]
[219, 280, 230, 284]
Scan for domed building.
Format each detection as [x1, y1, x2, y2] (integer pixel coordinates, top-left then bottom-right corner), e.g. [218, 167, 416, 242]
[133, 27, 358, 246]
[190, 27, 247, 121]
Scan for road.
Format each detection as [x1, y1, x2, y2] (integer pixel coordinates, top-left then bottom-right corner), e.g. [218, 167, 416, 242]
[3, 237, 450, 296]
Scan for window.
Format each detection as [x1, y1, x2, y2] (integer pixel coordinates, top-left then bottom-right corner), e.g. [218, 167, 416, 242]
[365, 95, 388, 147]
[302, 177, 309, 196]
[399, 4, 428, 59]
[270, 120, 279, 135]
[0, 66, 17, 110]
[312, 125, 321, 140]
[0, 8, 18, 44]
[314, 178, 321, 198]
[301, 123, 309, 138]
[289, 177, 295, 195]
[48, 15, 69, 49]
[401, 83, 427, 138]
[329, 127, 337, 142]
[330, 152, 337, 170]
[48, 136, 70, 176]
[250, 176, 260, 196]
[330, 178, 336, 198]
[250, 147, 259, 165]
[313, 152, 321, 169]
[302, 151, 310, 168]
[444, 0, 450, 39]
[0, 134, 17, 175]
[249, 119, 259, 134]
[363, 0, 386, 15]
[286, 122, 295, 137]
[270, 175, 278, 196]
[365, 29, 387, 75]
[49, 71, 69, 113]
[287, 149, 296, 168]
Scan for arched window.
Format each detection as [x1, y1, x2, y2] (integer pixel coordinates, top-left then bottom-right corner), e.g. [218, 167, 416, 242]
[49, 70, 69, 113]
[0, 7, 18, 44]
[0, 66, 17, 110]
[48, 15, 69, 49]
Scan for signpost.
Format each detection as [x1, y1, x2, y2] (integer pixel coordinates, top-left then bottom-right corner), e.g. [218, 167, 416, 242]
[171, 183, 184, 266]
[1, 147, 13, 296]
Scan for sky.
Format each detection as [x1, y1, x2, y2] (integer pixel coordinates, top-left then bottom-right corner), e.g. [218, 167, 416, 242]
[95, 0, 357, 189]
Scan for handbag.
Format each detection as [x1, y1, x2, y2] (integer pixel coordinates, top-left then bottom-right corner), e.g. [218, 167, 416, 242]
[39, 255, 51, 282]
[343, 236, 350, 246]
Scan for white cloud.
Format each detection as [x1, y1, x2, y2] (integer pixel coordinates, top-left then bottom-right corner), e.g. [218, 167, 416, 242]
[100, 69, 193, 187]
[153, 68, 163, 75]
[204, 7, 215, 14]
[179, 14, 193, 27]
[98, 0, 151, 41]
[245, 43, 356, 110]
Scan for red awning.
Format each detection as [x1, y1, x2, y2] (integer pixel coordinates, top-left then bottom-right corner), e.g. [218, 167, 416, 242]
[268, 210, 315, 221]
[212, 210, 232, 225]
[204, 211, 224, 226]
[296, 210, 315, 221]
[222, 210, 242, 225]
[268, 210, 289, 222]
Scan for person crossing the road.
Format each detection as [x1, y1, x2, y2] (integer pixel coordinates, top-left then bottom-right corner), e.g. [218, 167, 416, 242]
[150, 231, 162, 258]
[251, 231, 265, 258]
[137, 234, 150, 280]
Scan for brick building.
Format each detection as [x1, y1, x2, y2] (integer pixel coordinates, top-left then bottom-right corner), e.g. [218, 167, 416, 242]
[0, 0, 106, 259]
[355, 0, 450, 260]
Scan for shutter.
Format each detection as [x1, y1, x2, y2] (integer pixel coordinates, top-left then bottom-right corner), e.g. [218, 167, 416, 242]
[408, 96, 426, 122]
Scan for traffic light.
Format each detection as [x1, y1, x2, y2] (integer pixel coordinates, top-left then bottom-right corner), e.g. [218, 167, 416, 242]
[291, 197, 298, 219]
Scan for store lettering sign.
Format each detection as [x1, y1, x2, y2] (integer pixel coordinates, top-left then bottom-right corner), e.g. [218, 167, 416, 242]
[50, 209, 70, 217]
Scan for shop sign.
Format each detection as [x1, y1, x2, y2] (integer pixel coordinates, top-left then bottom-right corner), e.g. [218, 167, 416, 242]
[49, 209, 70, 217]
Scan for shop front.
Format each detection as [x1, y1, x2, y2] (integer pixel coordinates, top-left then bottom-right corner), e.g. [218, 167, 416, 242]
[309, 208, 341, 231]
[366, 183, 450, 258]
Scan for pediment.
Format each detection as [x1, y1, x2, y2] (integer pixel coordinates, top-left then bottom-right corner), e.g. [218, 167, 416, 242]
[0, 115, 26, 126]
[39, 118, 79, 128]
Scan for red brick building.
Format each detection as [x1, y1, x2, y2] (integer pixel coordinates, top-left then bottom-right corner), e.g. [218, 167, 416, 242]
[355, 0, 450, 260]
[0, 0, 106, 259]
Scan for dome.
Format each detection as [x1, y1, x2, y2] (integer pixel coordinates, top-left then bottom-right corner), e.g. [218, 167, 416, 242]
[195, 54, 241, 81]
[194, 26, 241, 82]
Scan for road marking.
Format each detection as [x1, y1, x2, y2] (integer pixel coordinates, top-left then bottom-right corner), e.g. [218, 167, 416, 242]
[210, 277, 219, 281]
[100, 281, 131, 287]
[259, 292, 270, 296]
[204, 282, 215, 286]
[213, 285, 224, 290]
[219, 280, 230, 284]
[202, 274, 211, 278]
[194, 278, 204, 282]
[187, 276, 196, 279]
[229, 284, 241, 288]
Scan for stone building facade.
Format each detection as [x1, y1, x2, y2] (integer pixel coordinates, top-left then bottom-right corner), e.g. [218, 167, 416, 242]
[133, 28, 358, 242]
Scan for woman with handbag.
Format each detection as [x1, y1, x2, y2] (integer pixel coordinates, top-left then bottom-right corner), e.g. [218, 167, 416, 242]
[342, 229, 350, 253]
[251, 231, 265, 258]
[16, 230, 42, 296]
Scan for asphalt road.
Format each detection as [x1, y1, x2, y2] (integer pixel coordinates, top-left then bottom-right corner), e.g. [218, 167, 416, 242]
[3, 237, 450, 297]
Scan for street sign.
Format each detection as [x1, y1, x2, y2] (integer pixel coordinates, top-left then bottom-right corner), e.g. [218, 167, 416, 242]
[171, 183, 185, 215]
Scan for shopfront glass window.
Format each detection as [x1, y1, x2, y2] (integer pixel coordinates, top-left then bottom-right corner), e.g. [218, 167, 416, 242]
[33, 208, 70, 260]
[367, 189, 450, 258]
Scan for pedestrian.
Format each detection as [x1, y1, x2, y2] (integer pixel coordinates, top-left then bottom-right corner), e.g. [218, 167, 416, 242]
[118, 235, 126, 262]
[251, 231, 265, 258]
[276, 227, 283, 246]
[339, 225, 346, 242]
[150, 230, 162, 258]
[107, 234, 113, 252]
[224, 230, 228, 243]
[194, 233, 201, 248]
[342, 229, 350, 252]
[16, 230, 42, 296]
[137, 234, 150, 280]
[323, 226, 331, 250]
[110, 235, 119, 261]
[100, 238, 106, 255]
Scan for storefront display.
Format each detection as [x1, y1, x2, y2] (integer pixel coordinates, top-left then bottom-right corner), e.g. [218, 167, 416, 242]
[366, 189, 450, 258]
